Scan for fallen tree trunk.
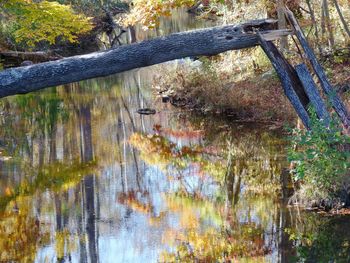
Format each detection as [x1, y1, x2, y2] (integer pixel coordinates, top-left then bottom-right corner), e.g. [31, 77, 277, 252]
[0, 19, 291, 98]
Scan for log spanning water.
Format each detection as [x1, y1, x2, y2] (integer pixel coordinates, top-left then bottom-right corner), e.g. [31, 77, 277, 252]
[0, 19, 291, 99]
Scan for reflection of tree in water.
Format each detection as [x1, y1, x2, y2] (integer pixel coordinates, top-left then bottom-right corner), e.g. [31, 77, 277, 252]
[0, 200, 44, 262]
[158, 194, 271, 262]
[0, 69, 152, 262]
[0, 161, 96, 212]
[77, 101, 99, 263]
[129, 121, 292, 261]
[129, 123, 286, 196]
[0, 90, 66, 166]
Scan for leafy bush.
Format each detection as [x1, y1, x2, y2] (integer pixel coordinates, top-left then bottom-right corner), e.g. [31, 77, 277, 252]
[1, 0, 93, 48]
[288, 110, 350, 202]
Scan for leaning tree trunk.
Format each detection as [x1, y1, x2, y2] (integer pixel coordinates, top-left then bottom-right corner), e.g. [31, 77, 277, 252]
[0, 19, 291, 99]
[285, 8, 350, 129]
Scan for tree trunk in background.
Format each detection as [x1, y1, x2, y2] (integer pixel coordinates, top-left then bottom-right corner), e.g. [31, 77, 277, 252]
[321, 1, 326, 34]
[49, 129, 57, 163]
[322, 0, 335, 48]
[277, 0, 288, 50]
[128, 26, 137, 43]
[306, 0, 322, 53]
[333, 0, 350, 38]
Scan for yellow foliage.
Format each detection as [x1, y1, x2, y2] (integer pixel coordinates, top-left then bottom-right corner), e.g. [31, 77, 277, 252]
[55, 229, 78, 260]
[1, 0, 93, 47]
[0, 201, 45, 262]
[159, 194, 269, 262]
[122, 0, 196, 29]
[0, 160, 97, 212]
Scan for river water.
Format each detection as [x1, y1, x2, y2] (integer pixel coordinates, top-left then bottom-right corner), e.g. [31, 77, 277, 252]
[0, 10, 349, 263]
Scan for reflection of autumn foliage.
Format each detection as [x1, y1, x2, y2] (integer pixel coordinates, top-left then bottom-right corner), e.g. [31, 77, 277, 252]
[55, 229, 79, 261]
[0, 200, 47, 262]
[0, 199, 78, 263]
[117, 190, 168, 226]
[0, 160, 97, 261]
[160, 194, 270, 262]
[0, 160, 97, 211]
[154, 124, 204, 140]
[130, 133, 177, 166]
[129, 132, 225, 180]
[129, 123, 287, 262]
[130, 133, 202, 160]
[161, 227, 269, 262]
[122, 0, 196, 29]
[117, 190, 154, 214]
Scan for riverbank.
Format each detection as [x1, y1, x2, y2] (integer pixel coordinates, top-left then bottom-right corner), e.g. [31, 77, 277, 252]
[153, 49, 350, 124]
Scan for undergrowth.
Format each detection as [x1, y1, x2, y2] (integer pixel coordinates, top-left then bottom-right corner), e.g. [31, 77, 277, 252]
[287, 110, 350, 207]
[153, 54, 295, 122]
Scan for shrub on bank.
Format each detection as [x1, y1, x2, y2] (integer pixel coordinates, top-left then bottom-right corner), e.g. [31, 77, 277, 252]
[288, 111, 350, 208]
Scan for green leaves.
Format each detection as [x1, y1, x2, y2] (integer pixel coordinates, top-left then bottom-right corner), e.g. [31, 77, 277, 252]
[287, 108, 350, 199]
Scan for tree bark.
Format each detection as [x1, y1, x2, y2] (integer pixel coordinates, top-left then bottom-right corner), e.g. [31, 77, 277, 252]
[322, 0, 335, 48]
[0, 20, 291, 99]
[333, 0, 350, 38]
[258, 33, 311, 128]
[277, 0, 288, 50]
[306, 0, 322, 54]
[295, 63, 330, 125]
